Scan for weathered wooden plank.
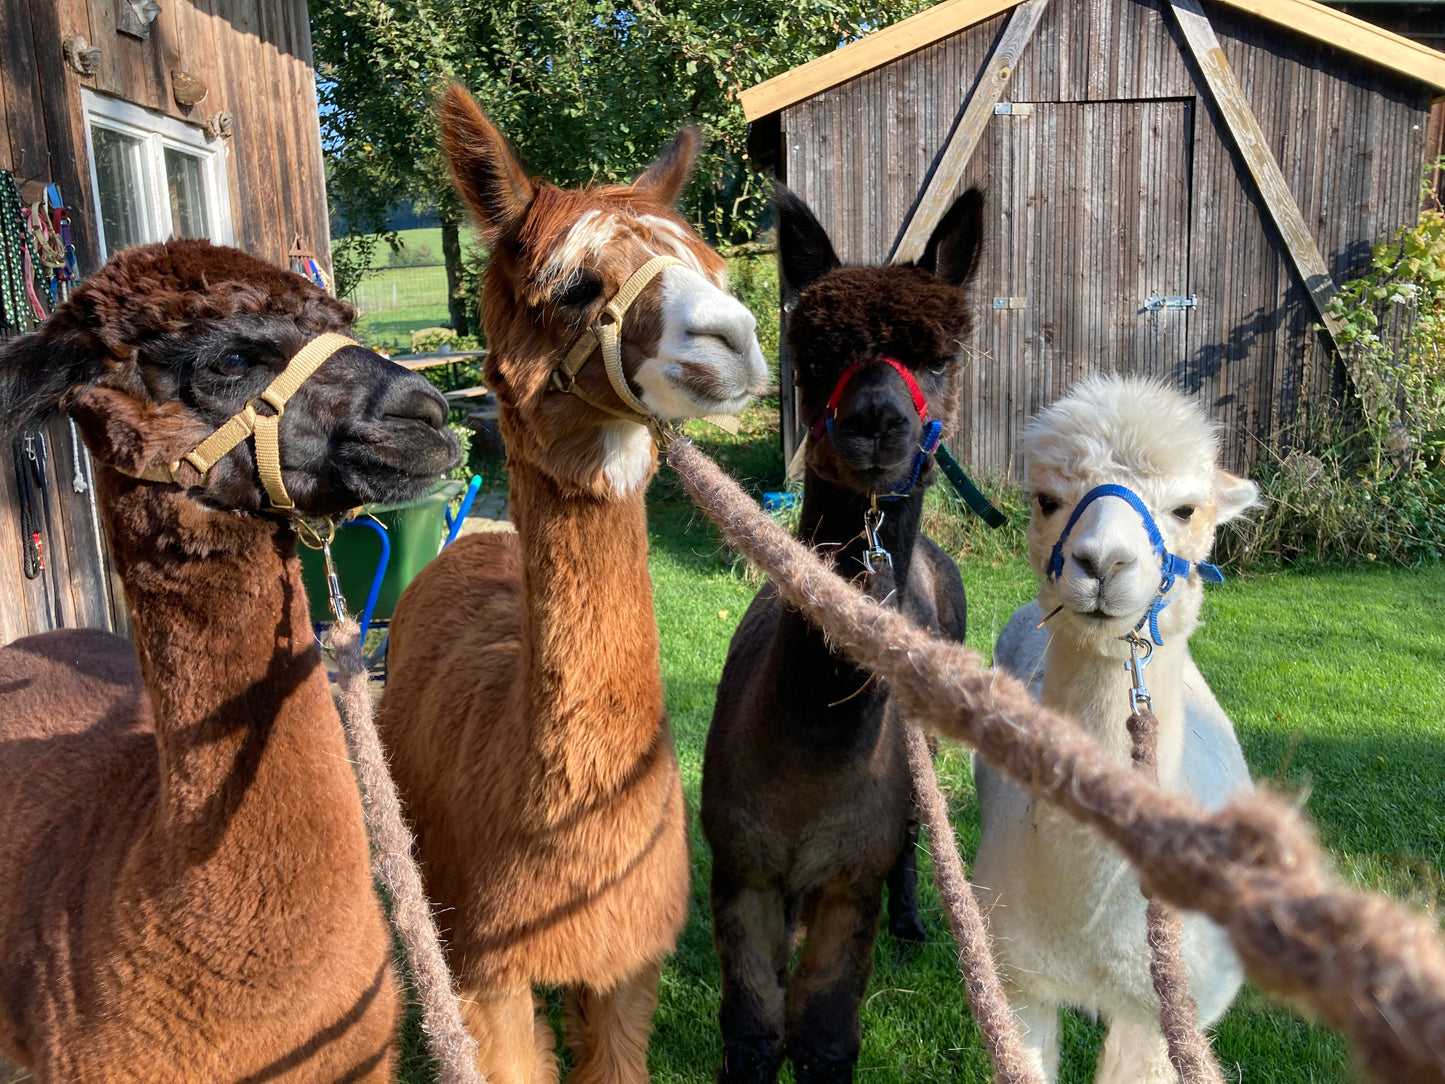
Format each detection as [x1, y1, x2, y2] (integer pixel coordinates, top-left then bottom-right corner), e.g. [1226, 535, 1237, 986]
[1170, 0, 1341, 344]
[742, 0, 1023, 121]
[0, 0, 49, 195]
[27, 0, 100, 273]
[83, 0, 124, 100]
[890, 0, 1049, 265]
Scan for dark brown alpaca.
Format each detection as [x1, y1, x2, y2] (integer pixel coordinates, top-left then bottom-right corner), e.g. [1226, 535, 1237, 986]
[702, 185, 983, 1083]
[0, 240, 458, 1082]
[377, 87, 766, 1083]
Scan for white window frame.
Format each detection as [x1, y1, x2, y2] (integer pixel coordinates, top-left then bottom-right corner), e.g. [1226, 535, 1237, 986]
[82, 89, 234, 259]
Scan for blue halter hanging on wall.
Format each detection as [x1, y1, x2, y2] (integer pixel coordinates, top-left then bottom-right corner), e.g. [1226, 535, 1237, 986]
[1046, 483, 1223, 646]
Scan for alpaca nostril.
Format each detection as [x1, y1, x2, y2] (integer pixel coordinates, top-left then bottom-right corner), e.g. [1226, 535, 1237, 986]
[381, 378, 448, 430]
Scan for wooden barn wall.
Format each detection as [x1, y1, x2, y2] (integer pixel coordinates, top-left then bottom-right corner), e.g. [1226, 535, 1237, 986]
[778, 0, 1434, 477]
[1, 0, 331, 275]
[0, 0, 330, 642]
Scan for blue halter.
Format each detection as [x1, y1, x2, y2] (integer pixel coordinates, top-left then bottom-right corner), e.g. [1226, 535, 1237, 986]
[1046, 483, 1223, 646]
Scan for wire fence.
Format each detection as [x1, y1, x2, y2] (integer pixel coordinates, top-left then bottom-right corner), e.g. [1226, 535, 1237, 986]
[348, 265, 448, 316]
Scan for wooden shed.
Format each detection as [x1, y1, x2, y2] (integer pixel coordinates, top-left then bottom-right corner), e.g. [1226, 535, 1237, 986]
[743, 0, 1445, 476]
[1, 0, 332, 641]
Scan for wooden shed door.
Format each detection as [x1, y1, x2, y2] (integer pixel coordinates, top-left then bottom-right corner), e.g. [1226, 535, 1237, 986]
[964, 99, 1193, 473]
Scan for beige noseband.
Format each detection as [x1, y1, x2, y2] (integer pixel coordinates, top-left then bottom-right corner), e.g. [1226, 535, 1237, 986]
[137, 331, 359, 510]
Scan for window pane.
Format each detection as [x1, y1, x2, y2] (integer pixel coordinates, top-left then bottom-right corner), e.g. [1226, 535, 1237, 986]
[91, 126, 149, 253]
[164, 148, 210, 239]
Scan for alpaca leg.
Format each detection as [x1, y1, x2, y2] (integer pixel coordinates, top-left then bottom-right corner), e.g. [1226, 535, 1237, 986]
[562, 957, 662, 1084]
[712, 869, 790, 1083]
[1096, 1015, 1175, 1084]
[784, 874, 883, 1083]
[1009, 997, 1061, 1083]
[459, 981, 557, 1084]
[884, 796, 925, 945]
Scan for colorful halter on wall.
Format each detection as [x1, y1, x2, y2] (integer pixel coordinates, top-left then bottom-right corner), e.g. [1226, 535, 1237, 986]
[808, 355, 943, 501]
[1046, 483, 1224, 646]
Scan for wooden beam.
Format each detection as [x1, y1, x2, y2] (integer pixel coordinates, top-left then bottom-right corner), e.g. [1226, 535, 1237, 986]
[740, 0, 1020, 122]
[739, 0, 1445, 121]
[890, 0, 1050, 265]
[1169, 0, 1342, 344]
[1209, 0, 1445, 92]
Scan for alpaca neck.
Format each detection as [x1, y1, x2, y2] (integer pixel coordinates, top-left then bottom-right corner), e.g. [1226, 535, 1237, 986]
[798, 468, 926, 588]
[772, 471, 928, 745]
[1039, 625, 1190, 785]
[100, 473, 349, 865]
[508, 456, 665, 808]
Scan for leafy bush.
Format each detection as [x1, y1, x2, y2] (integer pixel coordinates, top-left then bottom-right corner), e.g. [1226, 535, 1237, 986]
[1222, 162, 1445, 568]
[388, 242, 437, 268]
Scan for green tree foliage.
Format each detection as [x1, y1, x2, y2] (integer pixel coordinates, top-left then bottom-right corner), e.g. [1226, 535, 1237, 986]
[312, 0, 932, 304]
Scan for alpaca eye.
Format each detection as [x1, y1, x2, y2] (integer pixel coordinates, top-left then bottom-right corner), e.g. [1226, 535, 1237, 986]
[1173, 505, 1196, 521]
[211, 350, 251, 378]
[1036, 493, 1059, 515]
[556, 276, 602, 308]
[929, 360, 949, 376]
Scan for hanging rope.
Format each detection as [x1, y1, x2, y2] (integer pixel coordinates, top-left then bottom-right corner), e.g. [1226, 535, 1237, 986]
[1127, 702, 1225, 1084]
[329, 614, 485, 1084]
[899, 714, 1041, 1083]
[664, 435, 1445, 1084]
[861, 549, 1039, 1083]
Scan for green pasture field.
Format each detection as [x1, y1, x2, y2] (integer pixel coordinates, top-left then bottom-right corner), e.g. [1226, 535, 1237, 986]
[393, 405, 1443, 1082]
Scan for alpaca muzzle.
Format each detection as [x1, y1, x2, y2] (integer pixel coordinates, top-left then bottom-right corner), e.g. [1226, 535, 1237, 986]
[134, 332, 359, 510]
[1046, 483, 1224, 645]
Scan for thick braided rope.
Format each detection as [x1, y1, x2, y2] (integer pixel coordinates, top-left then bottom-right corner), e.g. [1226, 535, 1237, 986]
[330, 616, 485, 1084]
[866, 559, 1037, 1083]
[899, 717, 1042, 1083]
[1128, 707, 1225, 1084]
[667, 437, 1445, 1083]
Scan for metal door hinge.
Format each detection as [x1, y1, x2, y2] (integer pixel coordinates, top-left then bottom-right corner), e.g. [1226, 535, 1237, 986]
[993, 297, 1028, 309]
[994, 102, 1034, 116]
[1143, 294, 1198, 311]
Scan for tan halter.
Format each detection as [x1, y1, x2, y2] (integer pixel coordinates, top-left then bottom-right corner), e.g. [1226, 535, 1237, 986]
[136, 331, 359, 510]
[550, 254, 682, 425]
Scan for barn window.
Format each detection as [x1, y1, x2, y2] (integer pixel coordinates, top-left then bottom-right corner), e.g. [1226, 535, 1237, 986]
[81, 90, 233, 259]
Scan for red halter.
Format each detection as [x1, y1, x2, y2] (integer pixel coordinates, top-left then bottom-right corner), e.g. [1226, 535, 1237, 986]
[809, 356, 933, 441]
[807, 355, 943, 501]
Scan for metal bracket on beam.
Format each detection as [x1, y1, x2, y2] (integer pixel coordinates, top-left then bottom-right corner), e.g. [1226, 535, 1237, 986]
[993, 102, 1034, 115]
[993, 297, 1029, 309]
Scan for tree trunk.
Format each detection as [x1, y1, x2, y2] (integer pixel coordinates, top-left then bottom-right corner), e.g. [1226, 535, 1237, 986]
[441, 213, 470, 337]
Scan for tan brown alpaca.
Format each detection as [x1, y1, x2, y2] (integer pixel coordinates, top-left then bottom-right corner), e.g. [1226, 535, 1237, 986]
[0, 240, 459, 1081]
[378, 86, 766, 1083]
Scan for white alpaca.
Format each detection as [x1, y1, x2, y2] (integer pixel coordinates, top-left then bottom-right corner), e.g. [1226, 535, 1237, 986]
[974, 375, 1259, 1083]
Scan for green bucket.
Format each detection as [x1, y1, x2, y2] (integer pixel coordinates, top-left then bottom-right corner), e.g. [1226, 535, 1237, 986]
[298, 479, 464, 627]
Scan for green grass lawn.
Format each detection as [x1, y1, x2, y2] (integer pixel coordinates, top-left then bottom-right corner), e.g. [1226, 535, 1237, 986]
[384, 410, 1442, 1082]
[637, 413, 1443, 1083]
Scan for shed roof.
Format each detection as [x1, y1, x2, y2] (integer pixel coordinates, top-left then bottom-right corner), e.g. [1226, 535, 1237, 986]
[740, 0, 1445, 120]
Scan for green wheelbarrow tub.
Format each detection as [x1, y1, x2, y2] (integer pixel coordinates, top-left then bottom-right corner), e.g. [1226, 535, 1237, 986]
[298, 479, 465, 628]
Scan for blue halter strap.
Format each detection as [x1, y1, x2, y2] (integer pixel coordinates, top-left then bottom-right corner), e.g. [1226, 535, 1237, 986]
[1046, 483, 1223, 646]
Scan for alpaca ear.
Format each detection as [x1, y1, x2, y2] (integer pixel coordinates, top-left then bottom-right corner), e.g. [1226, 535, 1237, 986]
[631, 127, 699, 207]
[918, 188, 984, 287]
[1213, 469, 1259, 523]
[0, 325, 98, 447]
[774, 183, 840, 293]
[64, 385, 208, 476]
[438, 85, 535, 245]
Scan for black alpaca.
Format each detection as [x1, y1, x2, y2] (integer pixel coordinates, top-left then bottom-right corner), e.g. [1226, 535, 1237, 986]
[702, 184, 983, 1083]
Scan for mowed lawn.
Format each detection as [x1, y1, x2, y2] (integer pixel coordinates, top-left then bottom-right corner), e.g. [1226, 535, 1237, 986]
[630, 420, 1445, 1083]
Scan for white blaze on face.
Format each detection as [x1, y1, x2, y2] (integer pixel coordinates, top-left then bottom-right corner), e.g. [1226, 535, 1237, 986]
[630, 264, 768, 420]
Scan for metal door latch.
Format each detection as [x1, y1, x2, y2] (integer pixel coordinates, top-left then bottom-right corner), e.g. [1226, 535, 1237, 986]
[1143, 295, 1198, 311]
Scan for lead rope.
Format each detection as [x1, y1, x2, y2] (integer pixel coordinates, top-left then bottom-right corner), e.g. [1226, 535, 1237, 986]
[329, 611, 486, 1084]
[860, 512, 1040, 1084]
[664, 435, 1445, 1084]
[1124, 635, 1225, 1084]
